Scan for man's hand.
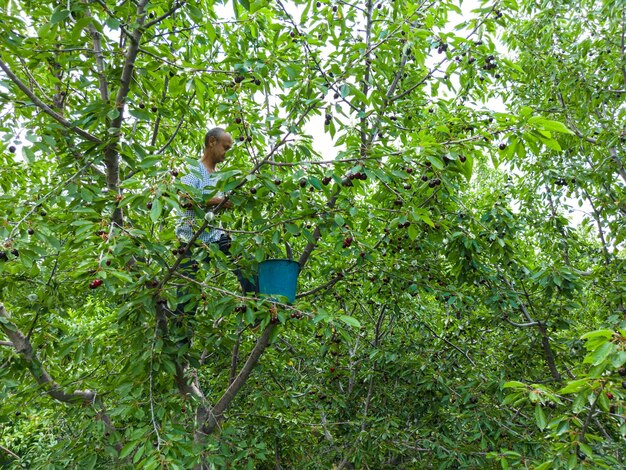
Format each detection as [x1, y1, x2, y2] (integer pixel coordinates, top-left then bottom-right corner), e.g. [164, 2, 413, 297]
[219, 197, 233, 209]
[206, 196, 232, 210]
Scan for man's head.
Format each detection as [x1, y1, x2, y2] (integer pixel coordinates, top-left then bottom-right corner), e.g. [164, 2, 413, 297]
[202, 127, 233, 167]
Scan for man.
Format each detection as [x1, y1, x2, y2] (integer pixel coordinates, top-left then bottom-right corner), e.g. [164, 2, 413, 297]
[175, 127, 234, 244]
[175, 127, 257, 319]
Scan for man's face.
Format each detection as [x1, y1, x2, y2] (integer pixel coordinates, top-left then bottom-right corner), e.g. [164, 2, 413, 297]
[211, 133, 233, 164]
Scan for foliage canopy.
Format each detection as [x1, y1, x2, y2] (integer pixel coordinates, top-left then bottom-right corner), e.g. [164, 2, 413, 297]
[1, 0, 625, 468]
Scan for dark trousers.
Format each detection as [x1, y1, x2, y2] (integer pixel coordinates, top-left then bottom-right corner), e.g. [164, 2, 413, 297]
[175, 235, 258, 318]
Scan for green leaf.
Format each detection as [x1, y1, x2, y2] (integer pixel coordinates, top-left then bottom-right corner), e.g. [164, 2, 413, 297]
[150, 198, 162, 223]
[427, 155, 444, 170]
[611, 351, 626, 368]
[581, 329, 614, 340]
[503, 381, 526, 389]
[119, 441, 138, 459]
[578, 442, 593, 458]
[534, 461, 553, 470]
[534, 404, 547, 431]
[584, 341, 614, 366]
[50, 9, 71, 25]
[528, 116, 574, 134]
[339, 315, 361, 328]
[238, 0, 251, 10]
[559, 379, 589, 394]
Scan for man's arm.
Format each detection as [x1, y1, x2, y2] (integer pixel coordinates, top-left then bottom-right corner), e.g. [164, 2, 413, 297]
[205, 196, 232, 209]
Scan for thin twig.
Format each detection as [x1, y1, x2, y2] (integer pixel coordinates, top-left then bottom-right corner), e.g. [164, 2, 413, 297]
[0, 444, 19, 460]
[149, 323, 163, 450]
[156, 92, 195, 154]
[0, 58, 100, 143]
[143, 1, 187, 29]
[7, 160, 98, 240]
[420, 321, 476, 366]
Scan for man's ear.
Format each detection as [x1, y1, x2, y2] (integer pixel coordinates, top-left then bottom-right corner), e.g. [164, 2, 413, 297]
[207, 136, 217, 148]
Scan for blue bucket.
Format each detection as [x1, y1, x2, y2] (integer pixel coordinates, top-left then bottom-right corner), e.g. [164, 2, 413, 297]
[258, 259, 300, 304]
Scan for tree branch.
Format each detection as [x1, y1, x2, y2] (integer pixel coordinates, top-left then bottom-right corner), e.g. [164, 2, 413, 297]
[229, 330, 243, 386]
[0, 57, 100, 143]
[582, 187, 611, 265]
[580, 382, 605, 445]
[156, 92, 195, 154]
[0, 444, 19, 460]
[0, 303, 95, 403]
[104, 0, 150, 227]
[420, 320, 476, 366]
[360, 303, 385, 432]
[199, 324, 276, 436]
[142, 1, 187, 30]
[85, 5, 110, 103]
[503, 317, 540, 328]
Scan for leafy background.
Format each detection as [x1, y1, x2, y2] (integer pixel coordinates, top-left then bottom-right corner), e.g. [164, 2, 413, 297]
[1, 0, 625, 468]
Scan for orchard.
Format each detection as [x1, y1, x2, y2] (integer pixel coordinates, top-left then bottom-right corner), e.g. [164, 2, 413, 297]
[1, 0, 625, 468]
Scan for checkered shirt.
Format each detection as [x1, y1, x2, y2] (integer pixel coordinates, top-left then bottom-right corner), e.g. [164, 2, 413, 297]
[175, 161, 225, 244]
